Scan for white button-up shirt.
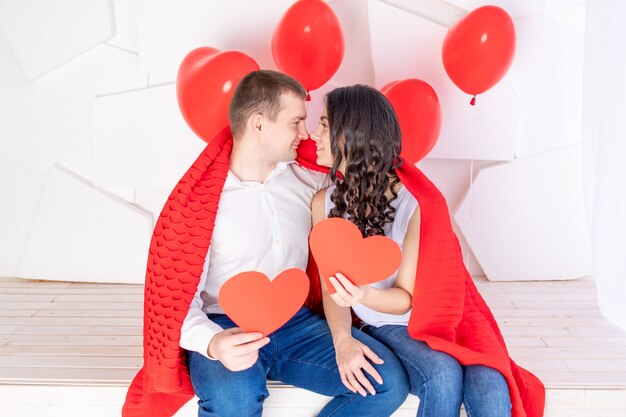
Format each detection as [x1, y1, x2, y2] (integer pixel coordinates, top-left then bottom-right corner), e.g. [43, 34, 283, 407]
[180, 161, 326, 358]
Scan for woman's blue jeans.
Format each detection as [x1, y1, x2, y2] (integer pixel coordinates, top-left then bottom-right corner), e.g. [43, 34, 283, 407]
[186, 307, 409, 417]
[362, 324, 511, 417]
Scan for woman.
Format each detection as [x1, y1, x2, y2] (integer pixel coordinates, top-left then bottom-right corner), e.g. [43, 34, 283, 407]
[309, 84, 519, 417]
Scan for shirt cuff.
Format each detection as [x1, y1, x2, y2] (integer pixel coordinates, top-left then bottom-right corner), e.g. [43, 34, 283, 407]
[181, 320, 224, 360]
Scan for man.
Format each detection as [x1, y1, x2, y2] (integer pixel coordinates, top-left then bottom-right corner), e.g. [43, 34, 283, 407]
[123, 70, 408, 417]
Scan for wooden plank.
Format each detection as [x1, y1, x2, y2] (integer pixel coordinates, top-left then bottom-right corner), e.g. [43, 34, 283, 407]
[0, 325, 18, 334]
[0, 366, 138, 384]
[0, 294, 57, 302]
[0, 309, 37, 317]
[565, 359, 626, 372]
[0, 345, 142, 356]
[512, 358, 570, 372]
[33, 309, 142, 318]
[500, 336, 547, 347]
[501, 326, 626, 337]
[0, 287, 143, 295]
[496, 317, 619, 327]
[509, 347, 626, 360]
[488, 292, 598, 301]
[11, 325, 142, 336]
[1, 334, 142, 346]
[541, 337, 626, 348]
[2, 316, 142, 327]
[53, 294, 143, 302]
[537, 371, 626, 389]
[0, 302, 142, 310]
[512, 301, 601, 310]
[0, 355, 142, 368]
[492, 309, 603, 318]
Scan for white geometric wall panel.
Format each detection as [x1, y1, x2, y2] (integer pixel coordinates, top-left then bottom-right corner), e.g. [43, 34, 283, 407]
[508, 15, 585, 158]
[368, 0, 520, 161]
[0, 0, 113, 79]
[0, 43, 147, 181]
[108, 0, 139, 53]
[93, 84, 205, 190]
[452, 0, 548, 16]
[134, 188, 172, 223]
[17, 165, 153, 284]
[136, 0, 294, 80]
[325, 0, 375, 87]
[0, 161, 46, 277]
[102, 187, 136, 204]
[454, 146, 593, 281]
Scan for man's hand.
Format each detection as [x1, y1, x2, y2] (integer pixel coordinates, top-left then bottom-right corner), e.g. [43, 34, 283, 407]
[329, 273, 367, 307]
[207, 328, 269, 371]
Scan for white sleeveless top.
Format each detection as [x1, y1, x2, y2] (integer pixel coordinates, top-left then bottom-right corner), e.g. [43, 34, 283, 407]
[324, 184, 419, 327]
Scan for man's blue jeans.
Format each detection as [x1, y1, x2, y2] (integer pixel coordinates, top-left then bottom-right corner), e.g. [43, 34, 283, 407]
[362, 324, 511, 417]
[187, 307, 409, 417]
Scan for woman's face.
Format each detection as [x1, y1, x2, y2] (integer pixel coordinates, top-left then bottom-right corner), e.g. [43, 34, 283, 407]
[310, 107, 333, 168]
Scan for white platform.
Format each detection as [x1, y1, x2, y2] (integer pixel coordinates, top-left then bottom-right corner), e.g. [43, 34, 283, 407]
[1, 277, 625, 416]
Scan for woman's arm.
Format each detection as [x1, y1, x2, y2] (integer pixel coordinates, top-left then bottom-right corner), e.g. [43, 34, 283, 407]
[311, 190, 384, 397]
[329, 204, 421, 315]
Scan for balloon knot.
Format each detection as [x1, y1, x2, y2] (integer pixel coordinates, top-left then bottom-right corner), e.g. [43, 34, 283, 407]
[306, 92, 311, 101]
[470, 95, 476, 106]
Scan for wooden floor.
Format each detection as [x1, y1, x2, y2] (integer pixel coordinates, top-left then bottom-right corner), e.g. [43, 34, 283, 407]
[1, 276, 626, 416]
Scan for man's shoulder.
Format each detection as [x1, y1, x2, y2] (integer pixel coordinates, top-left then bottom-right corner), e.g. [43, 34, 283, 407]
[288, 163, 328, 191]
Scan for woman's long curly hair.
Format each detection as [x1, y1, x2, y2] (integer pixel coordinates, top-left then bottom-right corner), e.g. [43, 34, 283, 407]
[326, 85, 403, 237]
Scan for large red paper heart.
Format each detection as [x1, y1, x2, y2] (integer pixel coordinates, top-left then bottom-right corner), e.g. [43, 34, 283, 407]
[218, 269, 310, 336]
[310, 217, 402, 294]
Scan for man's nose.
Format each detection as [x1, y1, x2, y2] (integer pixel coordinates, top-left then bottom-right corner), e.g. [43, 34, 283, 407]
[298, 123, 309, 139]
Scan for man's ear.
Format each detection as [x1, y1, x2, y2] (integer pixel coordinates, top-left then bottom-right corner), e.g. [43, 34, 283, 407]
[250, 113, 263, 136]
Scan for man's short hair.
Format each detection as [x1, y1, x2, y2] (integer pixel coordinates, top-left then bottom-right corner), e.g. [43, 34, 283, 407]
[229, 70, 307, 138]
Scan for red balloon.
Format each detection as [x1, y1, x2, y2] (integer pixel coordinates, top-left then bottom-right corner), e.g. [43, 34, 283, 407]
[272, 0, 344, 92]
[381, 79, 442, 163]
[177, 47, 259, 143]
[442, 6, 516, 96]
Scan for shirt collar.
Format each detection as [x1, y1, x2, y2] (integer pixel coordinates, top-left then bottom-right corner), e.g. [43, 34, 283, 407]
[223, 160, 294, 190]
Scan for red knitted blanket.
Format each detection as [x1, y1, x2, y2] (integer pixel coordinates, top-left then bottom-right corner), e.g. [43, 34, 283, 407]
[123, 129, 544, 417]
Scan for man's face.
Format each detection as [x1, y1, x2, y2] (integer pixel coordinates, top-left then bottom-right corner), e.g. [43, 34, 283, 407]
[261, 93, 308, 162]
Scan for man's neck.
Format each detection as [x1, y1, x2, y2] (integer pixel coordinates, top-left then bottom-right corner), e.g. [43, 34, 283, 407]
[230, 139, 278, 183]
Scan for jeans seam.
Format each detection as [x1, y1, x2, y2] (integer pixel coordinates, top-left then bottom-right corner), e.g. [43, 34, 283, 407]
[280, 356, 339, 373]
[324, 392, 359, 417]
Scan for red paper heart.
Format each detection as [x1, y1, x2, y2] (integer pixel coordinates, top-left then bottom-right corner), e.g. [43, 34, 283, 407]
[309, 217, 402, 294]
[218, 269, 310, 336]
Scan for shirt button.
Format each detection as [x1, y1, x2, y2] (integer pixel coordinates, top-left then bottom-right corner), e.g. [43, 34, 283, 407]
[274, 240, 280, 247]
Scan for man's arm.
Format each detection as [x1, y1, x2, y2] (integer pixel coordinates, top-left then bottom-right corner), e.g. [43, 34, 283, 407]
[180, 252, 224, 359]
[180, 251, 270, 371]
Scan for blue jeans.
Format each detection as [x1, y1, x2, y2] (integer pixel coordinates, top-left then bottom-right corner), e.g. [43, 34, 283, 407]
[362, 324, 511, 417]
[187, 307, 409, 417]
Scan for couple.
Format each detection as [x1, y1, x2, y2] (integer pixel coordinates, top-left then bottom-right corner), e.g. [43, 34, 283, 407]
[123, 70, 544, 417]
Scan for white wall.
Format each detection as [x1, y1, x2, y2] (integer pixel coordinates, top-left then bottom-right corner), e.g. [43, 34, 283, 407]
[0, 0, 591, 284]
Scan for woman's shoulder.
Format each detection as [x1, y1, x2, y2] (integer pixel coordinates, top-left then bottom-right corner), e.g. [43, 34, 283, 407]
[311, 187, 329, 224]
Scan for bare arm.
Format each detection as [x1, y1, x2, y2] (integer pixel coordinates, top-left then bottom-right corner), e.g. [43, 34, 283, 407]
[312, 190, 384, 396]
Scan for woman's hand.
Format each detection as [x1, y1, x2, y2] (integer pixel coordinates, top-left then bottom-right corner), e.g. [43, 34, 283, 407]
[329, 273, 367, 307]
[333, 333, 385, 396]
